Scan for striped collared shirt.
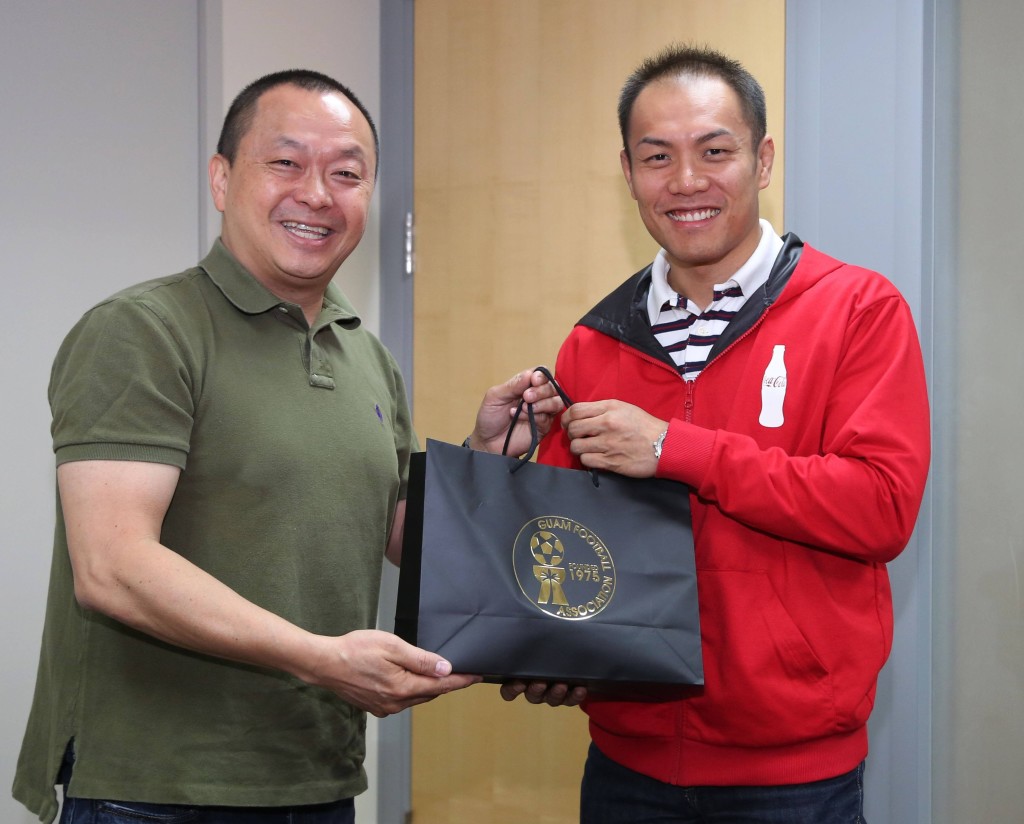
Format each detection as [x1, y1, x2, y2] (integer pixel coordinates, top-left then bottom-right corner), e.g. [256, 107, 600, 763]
[646, 219, 783, 380]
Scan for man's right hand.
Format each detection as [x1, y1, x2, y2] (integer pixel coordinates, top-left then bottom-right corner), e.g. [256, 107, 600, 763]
[304, 630, 480, 717]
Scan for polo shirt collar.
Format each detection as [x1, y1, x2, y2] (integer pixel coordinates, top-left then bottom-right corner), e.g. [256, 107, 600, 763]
[646, 219, 783, 318]
[199, 238, 361, 329]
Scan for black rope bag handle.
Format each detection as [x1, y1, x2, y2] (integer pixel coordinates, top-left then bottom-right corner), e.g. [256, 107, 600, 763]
[501, 366, 599, 486]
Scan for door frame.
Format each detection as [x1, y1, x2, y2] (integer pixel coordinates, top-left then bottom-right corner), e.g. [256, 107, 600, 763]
[377, 2, 416, 823]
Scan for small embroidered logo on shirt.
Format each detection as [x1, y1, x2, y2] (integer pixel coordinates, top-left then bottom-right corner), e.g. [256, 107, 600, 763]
[375, 404, 384, 424]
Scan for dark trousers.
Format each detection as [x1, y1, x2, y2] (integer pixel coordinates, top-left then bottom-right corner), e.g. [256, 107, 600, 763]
[59, 797, 355, 824]
[580, 743, 866, 824]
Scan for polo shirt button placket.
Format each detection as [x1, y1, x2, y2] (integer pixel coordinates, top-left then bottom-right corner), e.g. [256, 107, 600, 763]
[307, 333, 336, 389]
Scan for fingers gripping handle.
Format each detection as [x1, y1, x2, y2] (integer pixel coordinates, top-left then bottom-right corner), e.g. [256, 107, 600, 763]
[502, 367, 599, 486]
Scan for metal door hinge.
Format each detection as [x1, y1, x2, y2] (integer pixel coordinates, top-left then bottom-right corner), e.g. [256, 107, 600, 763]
[404, 211, 415, 278]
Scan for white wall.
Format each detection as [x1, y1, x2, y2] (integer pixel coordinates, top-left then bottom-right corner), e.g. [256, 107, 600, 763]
[1, 2, 385, 822]
[212, 0, 383, 334]
[1, 4, 200, 822]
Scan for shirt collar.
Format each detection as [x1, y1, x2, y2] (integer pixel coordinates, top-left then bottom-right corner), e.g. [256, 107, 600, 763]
[646, 219, 784, 319]
[199, 238, 361, 329]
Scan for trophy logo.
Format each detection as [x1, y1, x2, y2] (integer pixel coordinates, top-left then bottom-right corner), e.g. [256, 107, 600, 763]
[513, 516, 616, 620]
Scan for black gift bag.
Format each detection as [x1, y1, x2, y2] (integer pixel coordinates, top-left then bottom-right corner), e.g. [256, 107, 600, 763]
[395, 371, 703, 689]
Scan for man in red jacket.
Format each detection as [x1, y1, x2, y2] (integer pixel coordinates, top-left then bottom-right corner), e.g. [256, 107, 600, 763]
[500, 45, 931, 822]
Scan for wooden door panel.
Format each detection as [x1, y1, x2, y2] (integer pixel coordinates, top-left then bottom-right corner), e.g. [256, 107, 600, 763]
[413, 3, 785, 820]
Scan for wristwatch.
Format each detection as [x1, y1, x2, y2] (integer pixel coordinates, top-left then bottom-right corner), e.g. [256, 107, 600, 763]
[653, 429, 668, 460]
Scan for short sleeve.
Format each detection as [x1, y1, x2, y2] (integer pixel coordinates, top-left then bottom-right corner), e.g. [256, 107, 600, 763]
[49, 297, 196, 468]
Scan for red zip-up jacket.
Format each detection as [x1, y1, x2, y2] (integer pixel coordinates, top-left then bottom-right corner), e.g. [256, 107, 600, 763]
[538, 235, 931, 786]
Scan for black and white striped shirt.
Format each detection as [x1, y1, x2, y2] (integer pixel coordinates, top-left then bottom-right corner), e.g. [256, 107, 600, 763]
[646, 220, 783, 381]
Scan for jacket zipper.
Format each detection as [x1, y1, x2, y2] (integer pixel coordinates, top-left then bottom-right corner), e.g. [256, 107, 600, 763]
[620, 304, 774, 425]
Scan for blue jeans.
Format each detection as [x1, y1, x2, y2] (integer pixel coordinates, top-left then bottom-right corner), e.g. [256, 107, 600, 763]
[580, 743, 866, 824]
[57, 744, 356, 824]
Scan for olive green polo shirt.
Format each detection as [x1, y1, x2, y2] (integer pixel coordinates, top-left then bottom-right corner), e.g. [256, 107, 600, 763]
[14, 240, 417, 822]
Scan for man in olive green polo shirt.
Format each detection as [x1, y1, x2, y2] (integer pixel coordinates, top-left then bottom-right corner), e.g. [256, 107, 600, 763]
[13, 69, 561, 824]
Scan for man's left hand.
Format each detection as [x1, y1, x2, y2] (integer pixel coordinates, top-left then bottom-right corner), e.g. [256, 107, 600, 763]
[500, 679, 587, 708]
[562, 400, 668, 478]
[468, 368, 565, 455]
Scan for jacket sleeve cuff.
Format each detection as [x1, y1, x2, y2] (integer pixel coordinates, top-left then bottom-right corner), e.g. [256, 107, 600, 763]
[655, 419, 715, 487]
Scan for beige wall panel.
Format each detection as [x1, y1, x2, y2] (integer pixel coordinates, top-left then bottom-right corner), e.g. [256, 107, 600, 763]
[413, 2, 785, 821]
[950, 1, 1024, 820]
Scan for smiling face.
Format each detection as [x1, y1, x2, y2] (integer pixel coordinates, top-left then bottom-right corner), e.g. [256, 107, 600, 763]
[621, 74, 774, 294]
[209, 84, 377, 309]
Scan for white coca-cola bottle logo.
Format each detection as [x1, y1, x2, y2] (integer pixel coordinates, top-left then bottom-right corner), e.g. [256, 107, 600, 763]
[759, 345, 787, 428]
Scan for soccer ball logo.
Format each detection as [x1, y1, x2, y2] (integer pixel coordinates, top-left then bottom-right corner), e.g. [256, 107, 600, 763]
[529, 531, 564, 566]
[513, 516, 616, 620]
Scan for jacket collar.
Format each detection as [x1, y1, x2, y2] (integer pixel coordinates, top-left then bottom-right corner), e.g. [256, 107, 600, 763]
[577, 233, 805, 370]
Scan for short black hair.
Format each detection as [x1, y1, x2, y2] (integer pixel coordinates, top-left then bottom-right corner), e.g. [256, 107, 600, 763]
[618, 44, 767, 163]
[216, 69, 379, 179]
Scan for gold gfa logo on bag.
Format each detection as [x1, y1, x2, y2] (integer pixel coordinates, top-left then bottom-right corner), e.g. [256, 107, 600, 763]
[512, 516, 616, 620]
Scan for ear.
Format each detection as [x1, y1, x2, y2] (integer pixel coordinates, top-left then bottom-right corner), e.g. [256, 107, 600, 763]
[756, 135, 775, 191]
[209, 154, 230, 214]
[620, 149, 638, 201]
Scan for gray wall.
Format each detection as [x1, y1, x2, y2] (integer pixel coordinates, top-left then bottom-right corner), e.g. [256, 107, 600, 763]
[789, 1, 1024, 819]
[786, 2, 945, 819]
[947, 1, 1024, 819]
